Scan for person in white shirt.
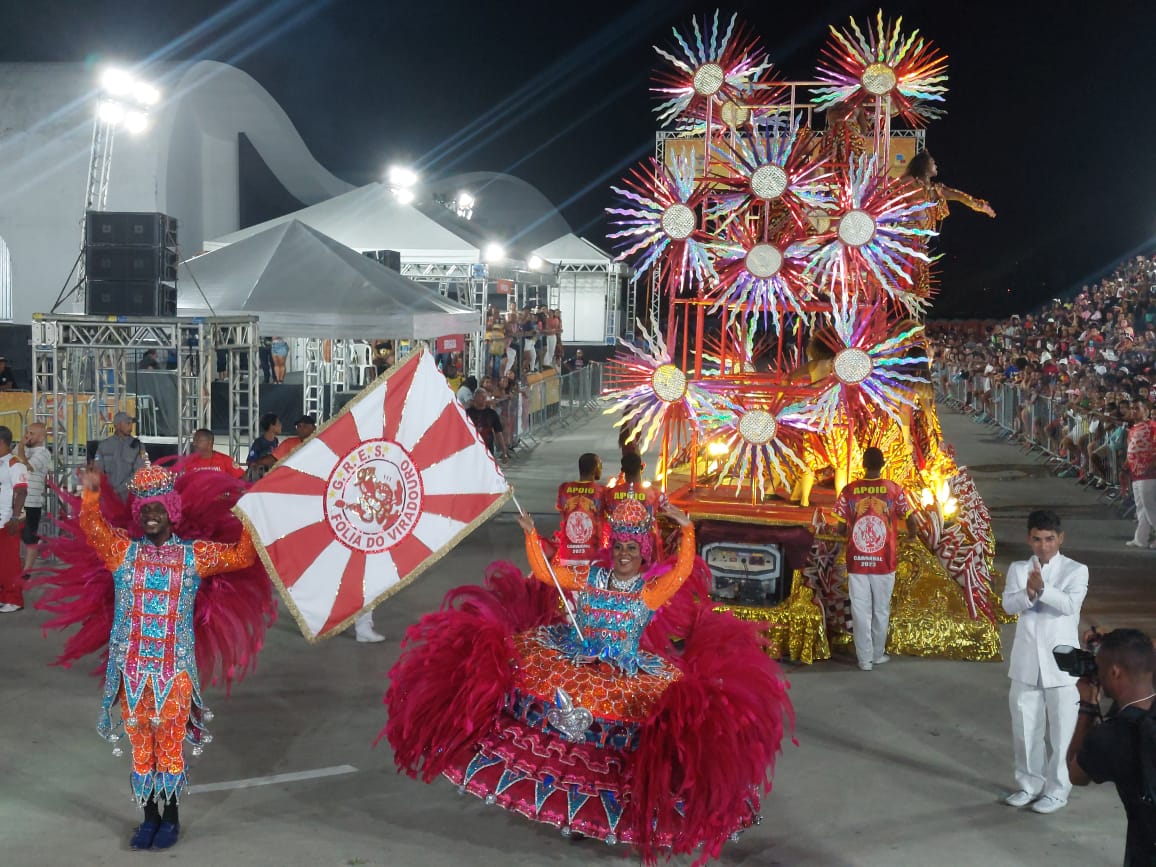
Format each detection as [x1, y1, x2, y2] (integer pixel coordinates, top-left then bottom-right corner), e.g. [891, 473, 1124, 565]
[17, 422, 51, 577]
[456, 375, 477, 407]
[0, 426, 29, 612]
[1001, 509, 1089, 814]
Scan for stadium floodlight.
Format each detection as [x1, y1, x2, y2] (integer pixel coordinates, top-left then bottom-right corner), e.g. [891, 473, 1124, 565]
[132, 82, 160, 106]
[457, 191, 475, 210]
[123, 110, 149, 134]
[101, 67, 134, 96]
[527, 255, 543, 271]
[388, 165, 419, 188]
[97, 100, 125, 125]
[483, 243, 506, 264]
[394, 188, 416, 205]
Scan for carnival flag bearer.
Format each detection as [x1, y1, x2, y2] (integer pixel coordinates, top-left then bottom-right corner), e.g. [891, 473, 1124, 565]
[832, 447, 920, 671]
[1002, 509, 1088, 814]
[74, 464, 259, 850]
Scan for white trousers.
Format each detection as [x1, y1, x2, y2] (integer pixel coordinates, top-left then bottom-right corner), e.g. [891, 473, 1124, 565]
[1132, 478, 1156, 545]
[1009, 679, 1078, 800]
[848, 571, 894, 666]
[503, 347, 517, 377]
[543, 335, 557, 369]
[522, 338, 537, 371]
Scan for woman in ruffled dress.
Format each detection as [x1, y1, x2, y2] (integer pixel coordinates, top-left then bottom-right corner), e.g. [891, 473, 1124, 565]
[384, 495, 793, 866]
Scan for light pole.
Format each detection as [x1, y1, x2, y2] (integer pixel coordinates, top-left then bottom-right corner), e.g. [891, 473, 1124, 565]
[73, 68, 160, 307]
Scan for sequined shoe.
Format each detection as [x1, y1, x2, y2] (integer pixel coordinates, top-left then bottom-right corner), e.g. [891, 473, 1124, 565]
[152, 821, 181, 849]
[128, 820, 160, 850]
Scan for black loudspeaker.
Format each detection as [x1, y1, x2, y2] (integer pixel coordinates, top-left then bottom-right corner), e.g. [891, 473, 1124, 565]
[364, 249, 401, 271]
[86, 212, 178, 247]
[87, 282, 177, 318]
[86, 246, 178, 283]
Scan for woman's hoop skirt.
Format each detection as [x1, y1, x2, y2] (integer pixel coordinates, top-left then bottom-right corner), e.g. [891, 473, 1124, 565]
[381, 559, 793, 866]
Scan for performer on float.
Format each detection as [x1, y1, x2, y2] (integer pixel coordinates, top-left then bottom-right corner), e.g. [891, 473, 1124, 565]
[902, 151, 995, 297]
[38, 465, 273, 851]
[384, 496, 792, 866]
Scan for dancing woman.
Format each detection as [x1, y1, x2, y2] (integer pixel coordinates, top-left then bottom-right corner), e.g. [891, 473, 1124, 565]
[384, 497, 792, 866]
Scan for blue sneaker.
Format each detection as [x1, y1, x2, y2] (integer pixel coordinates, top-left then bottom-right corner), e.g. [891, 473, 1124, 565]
[152, 821, 181, 850]
[129, 820, 159, 850]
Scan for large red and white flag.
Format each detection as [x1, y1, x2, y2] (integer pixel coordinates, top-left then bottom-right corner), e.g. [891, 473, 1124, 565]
[235, 348, 510, 642]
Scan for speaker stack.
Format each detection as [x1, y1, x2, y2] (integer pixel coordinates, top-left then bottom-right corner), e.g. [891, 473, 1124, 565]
[85, 211, 179, 317]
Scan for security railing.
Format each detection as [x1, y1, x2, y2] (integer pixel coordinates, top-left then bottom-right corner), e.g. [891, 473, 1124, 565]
[937, 367, 1134, 517]
[490, 362, 604, 454]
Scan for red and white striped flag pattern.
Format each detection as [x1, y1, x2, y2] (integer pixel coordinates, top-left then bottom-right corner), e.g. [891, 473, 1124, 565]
[235, 348, 510, 642]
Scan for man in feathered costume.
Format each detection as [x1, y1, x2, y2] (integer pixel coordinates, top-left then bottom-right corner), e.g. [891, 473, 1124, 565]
[38, 464, 275, 851]
[384, 495, 793, 866]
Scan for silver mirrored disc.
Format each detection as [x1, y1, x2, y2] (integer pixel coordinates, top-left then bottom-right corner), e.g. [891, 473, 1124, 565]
[837, 209, 876, 247]
[661, 203, 696, 240]
[692, 62, 726, 96]
[745, 243, 783, 279]
[738, 409, 777, 444]
[834, 347, 873, 384]
[861, 62, 897, 95]
[750, 164, 788, 200]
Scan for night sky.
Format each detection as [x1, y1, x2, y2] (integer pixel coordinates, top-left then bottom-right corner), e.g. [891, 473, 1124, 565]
[1, 0, 1154, 317]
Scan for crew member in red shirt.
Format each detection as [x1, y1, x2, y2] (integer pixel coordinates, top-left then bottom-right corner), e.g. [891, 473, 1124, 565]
[554, 453, 603, 567]
[832, 447, 920, 671]
[272, 415, 317, 461]
[1125, 401, 1156, 548]
[179, 429, 244, 478]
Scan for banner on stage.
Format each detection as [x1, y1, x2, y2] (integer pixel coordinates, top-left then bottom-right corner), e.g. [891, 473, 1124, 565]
[235, 348, 511, 642]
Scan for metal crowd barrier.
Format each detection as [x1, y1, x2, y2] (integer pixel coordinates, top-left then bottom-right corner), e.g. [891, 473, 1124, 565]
[491, 363, 604, 454]
[937, 367, 1133, 516]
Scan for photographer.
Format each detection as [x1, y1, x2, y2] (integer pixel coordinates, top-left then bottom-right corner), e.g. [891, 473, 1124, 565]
[1067, 629, 1156, 866]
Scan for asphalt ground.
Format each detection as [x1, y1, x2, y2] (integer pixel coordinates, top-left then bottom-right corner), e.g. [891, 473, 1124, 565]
[1, 402, 1152, 866]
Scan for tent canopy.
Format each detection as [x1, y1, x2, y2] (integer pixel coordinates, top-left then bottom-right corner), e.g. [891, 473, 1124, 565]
[206, 183, 483, 263]
[179, 220, 481, 338]
[533, 233, 614, 267]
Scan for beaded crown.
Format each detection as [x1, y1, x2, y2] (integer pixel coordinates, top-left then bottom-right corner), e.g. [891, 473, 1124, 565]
[127, 465, 175, 498]
[607, 498, 653, 536]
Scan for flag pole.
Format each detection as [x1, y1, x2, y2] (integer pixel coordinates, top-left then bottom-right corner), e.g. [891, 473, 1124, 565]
[510, 493, 585, 641]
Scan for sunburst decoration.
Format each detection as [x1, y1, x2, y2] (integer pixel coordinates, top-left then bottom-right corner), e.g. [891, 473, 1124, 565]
[707, 218, 819, 332]
[651, 11, 773, 126]
[602, 320, 717, 453]
[710, 117, 835, 230]
[803, 153, 934, 314]
[607, 155, 715, 294]
[802, 300, 929, 431]
[706, 398, 817, 500]
[812, 10, 949, 127]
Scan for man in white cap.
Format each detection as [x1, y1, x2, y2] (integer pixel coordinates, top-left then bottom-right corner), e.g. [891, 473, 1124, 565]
[94, 412, 147, 499]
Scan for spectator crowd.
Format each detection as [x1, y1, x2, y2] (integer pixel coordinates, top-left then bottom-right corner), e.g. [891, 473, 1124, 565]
[929, 253, 1156, 534]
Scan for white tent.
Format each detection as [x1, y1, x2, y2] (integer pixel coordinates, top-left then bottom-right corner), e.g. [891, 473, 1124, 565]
[178, 220, 480, 337]
[532, 234, 613, 266]
[207, 182, 483, 263]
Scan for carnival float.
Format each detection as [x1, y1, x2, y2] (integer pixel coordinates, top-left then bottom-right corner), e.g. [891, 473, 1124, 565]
[603, 9, 1008, 664]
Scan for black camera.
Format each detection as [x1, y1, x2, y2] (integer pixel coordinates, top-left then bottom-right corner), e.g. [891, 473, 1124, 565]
[1053, 645, 1097, 678]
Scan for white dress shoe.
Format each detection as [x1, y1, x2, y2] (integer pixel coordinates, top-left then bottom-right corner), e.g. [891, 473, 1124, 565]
[1004, 790, 1036, 807]
[0, 603, 22, 613]
[1030, 795, 1067, 814]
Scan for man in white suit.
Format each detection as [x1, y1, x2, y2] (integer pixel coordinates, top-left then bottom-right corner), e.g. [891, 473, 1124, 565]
[1002, 509, 1089, 814]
